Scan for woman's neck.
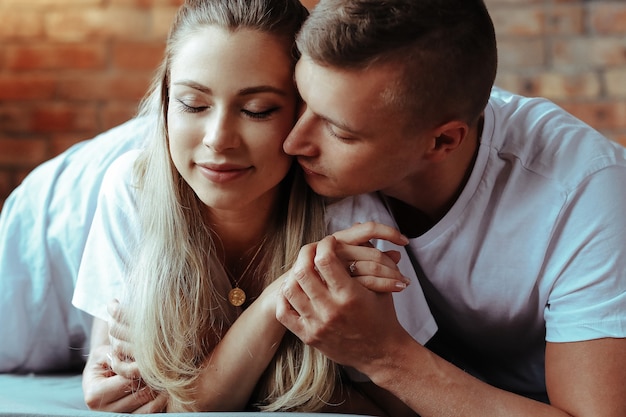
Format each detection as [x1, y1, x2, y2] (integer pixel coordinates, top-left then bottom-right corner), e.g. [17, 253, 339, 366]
[206, 192, 278, 265]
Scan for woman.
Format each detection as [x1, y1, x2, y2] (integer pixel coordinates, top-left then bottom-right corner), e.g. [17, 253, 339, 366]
[73, 0, 409, 413]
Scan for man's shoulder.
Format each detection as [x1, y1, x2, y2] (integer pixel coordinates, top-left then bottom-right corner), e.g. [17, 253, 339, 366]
[485, 87, 626, 189]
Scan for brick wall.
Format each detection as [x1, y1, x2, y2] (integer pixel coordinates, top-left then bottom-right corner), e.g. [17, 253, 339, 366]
[487, 0, 626, 146]
[0, 0, 625, 207]
[0, 0, 184, 207]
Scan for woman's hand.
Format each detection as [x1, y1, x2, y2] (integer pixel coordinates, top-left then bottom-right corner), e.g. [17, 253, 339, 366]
[107, 299, 140, 380]
[82, 318, 167, 413]
[332, 222, 411, 293]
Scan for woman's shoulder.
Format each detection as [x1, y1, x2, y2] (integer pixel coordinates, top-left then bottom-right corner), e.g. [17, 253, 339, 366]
[99, 149, 143, 206]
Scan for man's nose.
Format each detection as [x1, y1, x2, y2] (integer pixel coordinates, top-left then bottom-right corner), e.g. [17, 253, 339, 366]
[284, 108, 316, 156]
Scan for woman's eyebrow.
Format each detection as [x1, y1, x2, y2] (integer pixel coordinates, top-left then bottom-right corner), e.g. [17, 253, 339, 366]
[238, 86, 287, 96]
[172, 80, 286, 97]
[172, 79, 212, 94]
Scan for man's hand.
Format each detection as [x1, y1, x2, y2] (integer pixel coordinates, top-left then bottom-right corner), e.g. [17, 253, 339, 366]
[277, 223, 411, 372]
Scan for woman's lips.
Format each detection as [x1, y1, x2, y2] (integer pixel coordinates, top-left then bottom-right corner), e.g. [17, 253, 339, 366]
[197, 163, 252, 183]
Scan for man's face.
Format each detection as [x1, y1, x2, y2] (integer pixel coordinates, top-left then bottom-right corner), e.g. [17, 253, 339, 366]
[284, 57, 430, 199]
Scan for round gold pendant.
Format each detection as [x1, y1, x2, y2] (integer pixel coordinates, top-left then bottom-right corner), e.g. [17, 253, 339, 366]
[228, 287, 246, 307]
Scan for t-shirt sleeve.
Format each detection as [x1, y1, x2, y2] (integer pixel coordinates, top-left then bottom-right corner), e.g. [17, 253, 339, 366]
[72, 151, 142, 322]
[544, 165, 626, 342]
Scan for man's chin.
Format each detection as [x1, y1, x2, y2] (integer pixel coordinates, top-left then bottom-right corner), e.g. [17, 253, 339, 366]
[305, 178, 348, 199]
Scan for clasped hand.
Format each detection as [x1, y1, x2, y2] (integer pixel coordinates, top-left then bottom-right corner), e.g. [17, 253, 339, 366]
[277, 222, 412, 373]
[83, 222, 408, 413]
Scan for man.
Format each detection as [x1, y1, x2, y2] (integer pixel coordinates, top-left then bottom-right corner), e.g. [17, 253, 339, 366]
[277, 0, 626, 416]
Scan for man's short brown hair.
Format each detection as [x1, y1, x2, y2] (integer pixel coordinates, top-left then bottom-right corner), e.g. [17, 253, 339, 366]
[297, 0, 498, 129]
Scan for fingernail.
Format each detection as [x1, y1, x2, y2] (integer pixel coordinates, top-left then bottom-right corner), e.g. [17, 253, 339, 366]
[401, 234, 410, 245]
[395, 281, 407, 289]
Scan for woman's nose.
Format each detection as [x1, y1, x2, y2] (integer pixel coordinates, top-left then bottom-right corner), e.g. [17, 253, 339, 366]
[202, 111, 240, 152]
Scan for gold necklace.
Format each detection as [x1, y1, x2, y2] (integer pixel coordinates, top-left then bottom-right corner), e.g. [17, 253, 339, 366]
[226, 237, 266, 307]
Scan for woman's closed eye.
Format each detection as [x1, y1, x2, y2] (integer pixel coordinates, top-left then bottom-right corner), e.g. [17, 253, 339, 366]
[242, 107, 280, 120]
[176, 99, 208, 113]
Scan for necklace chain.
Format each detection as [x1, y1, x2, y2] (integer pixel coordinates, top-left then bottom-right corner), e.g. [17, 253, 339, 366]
[226, 237, 267, 307]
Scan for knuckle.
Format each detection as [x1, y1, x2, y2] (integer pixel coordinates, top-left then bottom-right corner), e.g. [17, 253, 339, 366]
[83, 390, 103, 410]
[371, 262, 384, 276]
[314, 252, 333, 268]
[361, 221, 377, 235]
[371, 249, 385, 263]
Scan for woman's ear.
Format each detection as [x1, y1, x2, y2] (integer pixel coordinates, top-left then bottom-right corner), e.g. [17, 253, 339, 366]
[425, 120, 469, 162]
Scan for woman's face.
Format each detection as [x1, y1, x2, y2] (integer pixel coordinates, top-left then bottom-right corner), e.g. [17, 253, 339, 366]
[167, 26, 297, 213]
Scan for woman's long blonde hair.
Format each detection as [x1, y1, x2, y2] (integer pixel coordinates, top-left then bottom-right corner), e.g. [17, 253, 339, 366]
[124, 0, 339, 412]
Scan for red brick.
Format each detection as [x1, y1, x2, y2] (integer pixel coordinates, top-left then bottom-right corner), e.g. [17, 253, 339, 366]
[546, 5, 585, 35]
[150, 6, 180, 38]
[0, 11, 44, 40]
[6, 44, 107, 71]
[0, 105, 32, 133]
[101, 103, 141, 130]
[31, 104, 98, 133]
[590, 3, 626, 35]
[485, 0, 542, 4]
[490, 8, 545, 37]
[109, 0, 183, 7]
[0, 171, 15, 208]
[0, 137, 48, 166]
[552, 37, 626, 68]
[58, 74, 152, 101]
[609, 132, 626, 147]
[605, 69, 626, 97]
[112, 42, 165, 70]
[559, 101, 626, 131]
[1, 0, 103, 7]
[50, 133, 94, 156]
[0, 103, 98, 134]
[0, 75, 57, 100]
[496, 38, 546, 69]
[45, 8, 150, 41]
[495, 71, 601, 100]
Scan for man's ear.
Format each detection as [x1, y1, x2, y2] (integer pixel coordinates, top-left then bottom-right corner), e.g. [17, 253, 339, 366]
[425, 120, 469, 162]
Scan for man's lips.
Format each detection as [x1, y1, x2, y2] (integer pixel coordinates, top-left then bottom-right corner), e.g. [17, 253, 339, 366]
[297, 160, 322, 177]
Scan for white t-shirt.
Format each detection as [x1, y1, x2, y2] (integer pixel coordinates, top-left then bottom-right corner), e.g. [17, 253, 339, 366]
[0, 118, 147, 373]
[73, 151, 438, 344]
[327, 87, 626, 399]
[73, 151, 142, 322]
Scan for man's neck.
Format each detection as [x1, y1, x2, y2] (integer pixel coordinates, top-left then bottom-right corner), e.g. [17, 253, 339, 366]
[382, 116, 483, 235]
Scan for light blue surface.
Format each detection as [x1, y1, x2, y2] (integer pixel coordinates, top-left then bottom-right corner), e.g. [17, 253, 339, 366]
[0, 373, 371, 416]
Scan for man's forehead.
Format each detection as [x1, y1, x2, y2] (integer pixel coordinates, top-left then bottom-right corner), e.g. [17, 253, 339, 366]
[295, 57, 403, 126]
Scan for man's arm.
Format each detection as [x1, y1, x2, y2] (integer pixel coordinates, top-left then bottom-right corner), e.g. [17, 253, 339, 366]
[277, 233, 626, 417]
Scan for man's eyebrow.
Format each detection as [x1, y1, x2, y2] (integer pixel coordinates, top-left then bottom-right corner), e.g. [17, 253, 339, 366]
[172, 80, 286, 96]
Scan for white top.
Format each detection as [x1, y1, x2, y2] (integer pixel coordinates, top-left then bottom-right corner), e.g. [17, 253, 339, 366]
[73, 150, 438, 343]
[327, 87, 626, 398]
[0, 118, 147, 373]
[73, 151, 142, 322]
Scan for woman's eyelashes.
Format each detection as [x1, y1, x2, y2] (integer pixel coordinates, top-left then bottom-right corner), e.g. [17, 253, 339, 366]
[242, 107, 279, 120]
[175, 98, 279, 120]
[176, 99, 207, 113]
